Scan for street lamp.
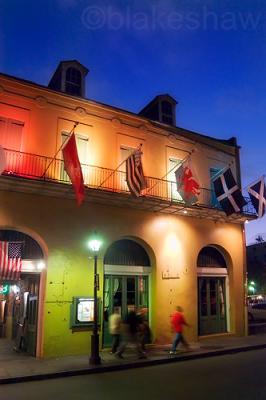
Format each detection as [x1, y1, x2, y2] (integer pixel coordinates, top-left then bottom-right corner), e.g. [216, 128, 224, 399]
[88, 238, 102, 365]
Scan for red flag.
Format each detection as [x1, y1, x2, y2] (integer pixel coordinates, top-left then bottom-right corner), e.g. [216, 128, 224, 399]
[62, 133, 85, 206]
[183, 166, 200, 198]
[175, 161, 200, 205]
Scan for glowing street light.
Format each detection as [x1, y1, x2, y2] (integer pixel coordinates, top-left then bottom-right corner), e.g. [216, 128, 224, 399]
[88, 237, 102, 365]
[248, 281, 256, 294]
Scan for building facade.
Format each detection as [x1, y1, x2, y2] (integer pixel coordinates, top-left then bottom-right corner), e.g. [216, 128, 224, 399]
[0, 61, 256, 358]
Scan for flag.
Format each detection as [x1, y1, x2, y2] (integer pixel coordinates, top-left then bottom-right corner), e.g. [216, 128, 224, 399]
[0, 145, 6, 174]
[0, 242, 22, 281]
[247, 176, 266, 218]
[62, 133, 85, 206]
[126, 147, 147, 197]
[213, 168, 246, 216]
[175, 161, 200, 205]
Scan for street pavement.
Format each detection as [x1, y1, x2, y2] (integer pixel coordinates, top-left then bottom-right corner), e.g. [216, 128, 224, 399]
[1, 348, 266, 399]
[1, 331, 266, 385]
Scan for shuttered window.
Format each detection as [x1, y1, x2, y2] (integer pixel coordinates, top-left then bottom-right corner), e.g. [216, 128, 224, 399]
[120, 147, 135, 191]
[0, 117, 24, 151]
[61, 132, 89, 183]
[120, 147, 134, 172]
[210, 168, 223, 207]
[168, 158, 183, 201]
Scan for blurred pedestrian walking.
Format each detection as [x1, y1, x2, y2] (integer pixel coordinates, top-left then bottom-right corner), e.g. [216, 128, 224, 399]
[137, 308, 152, 353]
[115, 309, 146, 359]
[109, 308, 122, 354]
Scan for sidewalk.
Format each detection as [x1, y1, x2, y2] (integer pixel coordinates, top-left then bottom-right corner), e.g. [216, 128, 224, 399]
[1, 333, 266, 385]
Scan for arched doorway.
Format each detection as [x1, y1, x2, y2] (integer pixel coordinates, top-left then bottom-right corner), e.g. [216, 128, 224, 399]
[197, 246, 228, 335]
[103, 239, 151, 347]
[0, 229, 44, 356]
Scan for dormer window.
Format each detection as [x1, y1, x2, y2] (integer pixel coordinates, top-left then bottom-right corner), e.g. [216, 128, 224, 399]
[139, 94, 177, 126]
[161, 101, 173, 125]
[48, 60, 89, 98]
[65, 67, 82, 96]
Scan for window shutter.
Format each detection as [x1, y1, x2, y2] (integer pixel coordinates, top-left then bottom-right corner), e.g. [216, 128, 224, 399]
[210, 168, 222, 207]
[8, 120, 23, 151]
[120, 147, 133, 172]
[0, 118, 7, 146]
[168, 158, 182, 201]
[0, 117, 23, 151]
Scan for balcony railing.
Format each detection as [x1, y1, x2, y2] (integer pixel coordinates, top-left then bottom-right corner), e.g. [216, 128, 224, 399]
[1, 148, 256, 216]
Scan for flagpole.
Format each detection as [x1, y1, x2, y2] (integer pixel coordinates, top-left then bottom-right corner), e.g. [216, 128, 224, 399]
[96, 144, 142, 189]
[41, 122, 79, 178]
[145, 151, 193, 195]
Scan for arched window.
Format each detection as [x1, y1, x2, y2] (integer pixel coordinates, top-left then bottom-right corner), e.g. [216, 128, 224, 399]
[104, 239, 150, 266]
[65, 67, 82, 96]
[197, 246, 226, 268]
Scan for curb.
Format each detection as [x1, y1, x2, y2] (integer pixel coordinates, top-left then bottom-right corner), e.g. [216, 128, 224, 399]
[1, 343, 266, 385]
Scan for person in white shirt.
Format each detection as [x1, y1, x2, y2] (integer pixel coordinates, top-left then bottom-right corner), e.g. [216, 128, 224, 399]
[109, 308, 122, 354]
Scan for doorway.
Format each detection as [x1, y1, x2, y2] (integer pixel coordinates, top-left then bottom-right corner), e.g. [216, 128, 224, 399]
[0, 273, 40, 356]
[103, 239, 151, 347]
[103, 275, 149, 347]
[0, 229, 44, 357]
[198, 277, 227, 335]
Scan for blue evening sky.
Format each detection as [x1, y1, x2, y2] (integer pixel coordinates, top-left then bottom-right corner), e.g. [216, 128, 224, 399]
[0, 0, 265, 244]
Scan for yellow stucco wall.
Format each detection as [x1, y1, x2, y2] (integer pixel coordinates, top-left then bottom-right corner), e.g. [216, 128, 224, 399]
[0, 189, 246, 357]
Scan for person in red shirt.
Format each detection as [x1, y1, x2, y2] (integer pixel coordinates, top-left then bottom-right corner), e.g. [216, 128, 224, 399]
[170, 306, 190, 354]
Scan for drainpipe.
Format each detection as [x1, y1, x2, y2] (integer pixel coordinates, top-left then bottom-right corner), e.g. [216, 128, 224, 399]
[231, 136, 248, 335]
[242, 223, 248, 336]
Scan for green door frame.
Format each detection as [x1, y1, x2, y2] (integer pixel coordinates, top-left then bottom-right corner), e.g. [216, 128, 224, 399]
[198, 277, 227, 335]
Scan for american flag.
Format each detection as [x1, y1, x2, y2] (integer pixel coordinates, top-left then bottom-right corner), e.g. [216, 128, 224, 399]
[126, 147, 147, 197]
[0, 242, 22, 281]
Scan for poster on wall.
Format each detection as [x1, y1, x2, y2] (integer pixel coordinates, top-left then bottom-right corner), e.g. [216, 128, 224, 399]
[70, 297, 101, 328]
[77, 298, 94, 323]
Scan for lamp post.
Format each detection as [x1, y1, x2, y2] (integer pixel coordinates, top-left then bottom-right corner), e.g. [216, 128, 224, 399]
[88, 238, 102, 365]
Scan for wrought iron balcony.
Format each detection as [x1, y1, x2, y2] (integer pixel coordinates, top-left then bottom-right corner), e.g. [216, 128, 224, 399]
[1, 148, 256, 218]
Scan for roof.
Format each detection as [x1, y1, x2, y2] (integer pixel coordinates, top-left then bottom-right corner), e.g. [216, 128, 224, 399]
[53, 60, 89, 74]
[139, 94, 178, 115]
[0, 71, 237, 152]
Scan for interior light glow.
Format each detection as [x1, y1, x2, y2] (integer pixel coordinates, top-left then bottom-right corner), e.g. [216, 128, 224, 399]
[37, 261, 46, 270]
